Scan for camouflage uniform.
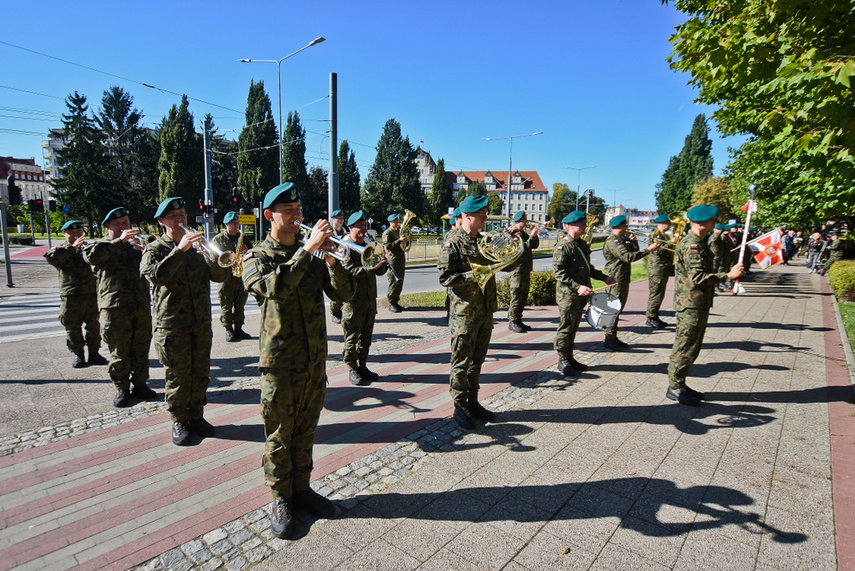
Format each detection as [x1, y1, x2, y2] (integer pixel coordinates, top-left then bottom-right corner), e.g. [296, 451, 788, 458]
[242, 236, 354, 500]
[84, 238, 152, 391]
[824, 238, 846, 274]
[667, 231, 728, 389]
[44, 242, 101, 357]
[211, 230, 250, 332]
[140, 236, 229, 423]
[383, 227, 406, 307]
[341, 235, 387, 369]
[553, 235, 608, 358]
[438, 231, 497, 409]
[506, 229, 540, 324]
[602, 234, 649, 336]
[328, 225, 348, 319]
[646, 231, 675, 321]
[443, 227, 462, 318]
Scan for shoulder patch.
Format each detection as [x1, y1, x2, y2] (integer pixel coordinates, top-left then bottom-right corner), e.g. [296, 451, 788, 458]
[556, 246, 563, 250]
[443, 243, 451, 248]
[690, 244, 699, 249]
[613, 239, 620, 243]
[242, 251, 255, 261]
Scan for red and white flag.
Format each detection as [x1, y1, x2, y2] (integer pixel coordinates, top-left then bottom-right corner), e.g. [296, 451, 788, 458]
[740, 201, 758, 212]
[747, 228, 783, 269]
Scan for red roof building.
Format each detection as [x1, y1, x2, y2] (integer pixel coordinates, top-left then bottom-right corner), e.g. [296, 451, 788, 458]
[446, 170, 549, 222]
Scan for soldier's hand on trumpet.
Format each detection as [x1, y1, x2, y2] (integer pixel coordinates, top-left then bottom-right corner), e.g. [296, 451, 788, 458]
[71, 236, 87, 249]
[303, 219, 339, 266]
[120, 229, 142, 249]
[178, 229, 204, 252]
[645, 241, 661, 253]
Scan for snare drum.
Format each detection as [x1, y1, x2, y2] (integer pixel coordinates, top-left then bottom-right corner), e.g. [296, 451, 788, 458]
[585, 292, 622, 330]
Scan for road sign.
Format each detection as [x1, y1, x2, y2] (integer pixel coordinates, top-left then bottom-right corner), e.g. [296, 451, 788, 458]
[238, 214, 256, 225]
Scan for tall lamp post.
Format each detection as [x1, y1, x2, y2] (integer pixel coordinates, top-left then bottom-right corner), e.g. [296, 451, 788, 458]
[564, 165, 596, 210]
[239, 36, 326, 184]
[484, 131, 543, 218]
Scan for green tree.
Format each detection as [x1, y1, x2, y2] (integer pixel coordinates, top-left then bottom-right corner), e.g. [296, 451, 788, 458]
[486, 193, 504, 216]
[337, 140, 361, 215]
[361, 118, 423, 218]
[206, 114, 238, 218]
[52, 91, 113, 233]
[237, 80, 278, 208]
[548, 182, 577, 224]
[655, 114, 714, 214]
[427, 158, 452, 226]
[308, 166, 329, 220]
[158, 95, 203, 206]
[691, 177, 733, 222]
[98, 86, 146, 217]
[665, 0, 855, 223]
[281, 111, 313, 218]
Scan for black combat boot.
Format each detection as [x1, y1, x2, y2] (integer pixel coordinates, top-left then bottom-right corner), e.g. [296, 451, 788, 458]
[172, 421, 191, 445]
[270, 498, 294, 539]
[234, 326, 252, 340]
[71, 352, 86, 368]
[452, 405, 476, 429]
[569, 356, 588, 372]
[88, 348, 108, 365]
[113, 389, 131, 407]
[225, 327, 238, 342]
[349, 368, 369, 386]
[557, 357, 576, 377]
[293, 488, 335, 518]
[189, 417, 216, 437]
[359, 362, 379, 381]
[468, 399, 496, 422]
[131, 383, 158, 401]
[508, 322, 525, 333]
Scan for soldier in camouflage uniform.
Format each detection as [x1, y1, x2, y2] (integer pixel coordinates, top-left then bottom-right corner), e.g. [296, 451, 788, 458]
[83, 207, 156, 408]
[341, 211, 387, 385]
[444, 207, 463, 322]
[667, 205, 744, 406]
[438, 195, 499, 429]
[553, 211, 615, 376]
[212, 211, 251, 342]
[383, 213, 409, 313]
[645, 214, 675, 329]
[44, 220, 106, 368]
[506, 211, 540, 333]
[242, 183, 355, 539]
[140, 197, 230, 446]
[820, 232, 846, 275]
[329, 209, 347, 324]
[602, 215, 658, 350]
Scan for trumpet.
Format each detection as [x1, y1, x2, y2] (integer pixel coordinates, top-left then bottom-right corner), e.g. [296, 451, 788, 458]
[129, 233, 157, 248]
[399, 209, 417, 252]
[298, 223, 382, 269]
[178, 223, 233, 268]
[634, 230, 679, 252]
[525, 219, 558, 231]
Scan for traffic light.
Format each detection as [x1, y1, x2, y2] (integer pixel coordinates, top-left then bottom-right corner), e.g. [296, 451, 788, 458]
[27, 199, 36, 211]
[231, 188, 239, 206]
[198, 199, 205, 213]
[48, 199, 57, 213]
[6, 175, 21, 205]
[34, 198, 44, 213]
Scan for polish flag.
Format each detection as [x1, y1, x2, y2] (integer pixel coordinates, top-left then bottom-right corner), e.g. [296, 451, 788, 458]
[740, 201, 758, 212]
[747, 229, 784, 269]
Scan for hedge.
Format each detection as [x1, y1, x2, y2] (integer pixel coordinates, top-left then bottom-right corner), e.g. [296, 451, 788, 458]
[0, 234, 36, 246]
[829, 260, 855, 302]
[496, 270, 557, 307]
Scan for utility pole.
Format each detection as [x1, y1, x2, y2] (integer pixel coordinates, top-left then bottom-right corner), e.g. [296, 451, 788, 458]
[329, 72, 338, 217]
[202, 117, 214, 239]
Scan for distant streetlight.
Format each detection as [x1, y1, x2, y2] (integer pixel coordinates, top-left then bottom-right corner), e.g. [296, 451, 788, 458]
[239, 36, 326, 184]
[564, 165, 596, 210]
[484, 131, 543, 218]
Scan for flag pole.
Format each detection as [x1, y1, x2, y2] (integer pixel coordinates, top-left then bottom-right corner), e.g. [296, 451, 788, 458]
[733, 184, 757, 295]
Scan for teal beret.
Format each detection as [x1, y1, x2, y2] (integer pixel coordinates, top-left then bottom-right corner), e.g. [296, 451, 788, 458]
[513, 211, 526, 222]
[726, 224, 737, 230]
[61, 220, 83, 231]
[608, 215, 627, 228]
[154, 197, 185, 219]
[331, 209, 344, 218]
[102, 207, 129, 226]
[387, 213, 400, 222]
[262, 182, 300, 210]
[562, 210, 587, 224]
[347, 211, 366, 226]
[714, 223, 725, 230]
[460, 195, 489, 213]
[452, 207, 461, 218]
[687, 204, 717, 222]
[223, 211, 238, 224]
[653, 214, 670, 224]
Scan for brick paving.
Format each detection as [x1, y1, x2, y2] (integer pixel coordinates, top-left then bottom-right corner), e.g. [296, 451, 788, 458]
[0, 261, 853, 570]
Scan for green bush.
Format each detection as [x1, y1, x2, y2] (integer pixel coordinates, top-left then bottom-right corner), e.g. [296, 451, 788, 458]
[829, 260, 855, 301]
[496, 270, 557, 307]
[0, 234, 35, 246]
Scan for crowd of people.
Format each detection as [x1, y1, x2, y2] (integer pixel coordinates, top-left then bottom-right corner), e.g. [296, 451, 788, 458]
[43, 181, 846, 540]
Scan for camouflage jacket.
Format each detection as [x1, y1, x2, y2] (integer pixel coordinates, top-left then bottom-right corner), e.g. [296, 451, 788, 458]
[508, 229, 540, 274]
[646, 230, 675, 275]
[706, 231, 725, 272]
[673, 231, 727, 311]
[383, 228, 406, 262]
[438, 231, 498, 316]
[83, 238, 150, 311]
[603, 234, 648, 283]
[140, 235, 229, 329]
[553, 236, 608, 297]
[44, 241, 96, 297]
[827, 238, 846, 263]
[242, 235, 355, 369]
[212, 230, 250, 287]
[342, 235, 386, 304]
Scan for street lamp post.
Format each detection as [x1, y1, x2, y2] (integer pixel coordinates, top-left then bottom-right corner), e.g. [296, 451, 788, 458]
[484, 131, 543, 218]
[239, 37, 326, 185]
[564, 165, 596, 210]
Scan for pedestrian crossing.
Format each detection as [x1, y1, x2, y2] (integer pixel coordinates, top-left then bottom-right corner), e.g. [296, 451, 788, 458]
[0, 286, 260, 345]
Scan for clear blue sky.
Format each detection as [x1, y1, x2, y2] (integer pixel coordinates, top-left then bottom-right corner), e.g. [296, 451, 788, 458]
[0, 0, 743, 212]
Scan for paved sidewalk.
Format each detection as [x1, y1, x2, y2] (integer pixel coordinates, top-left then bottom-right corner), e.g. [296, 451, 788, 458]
[0, 262, 853, 570]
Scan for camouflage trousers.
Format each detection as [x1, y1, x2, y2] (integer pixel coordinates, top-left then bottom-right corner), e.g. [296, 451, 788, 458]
[218, 277, 248, 329]
[101, 306, 152, 391]
[329, 299, 343, 319]
[59, 294, 100, 355]
[604, 279, 630, 336]
[153, 325, 212, 422]
[386, 256, 406, 306]
[646, 273, 670, 320]
[507, 269, 531, 323]
[449, 312, 493, 408]
[667, 308, 710, 388]
[342, 299, 376, 368]
[554, 292, 586, 358]
[260, 362, 327, 500]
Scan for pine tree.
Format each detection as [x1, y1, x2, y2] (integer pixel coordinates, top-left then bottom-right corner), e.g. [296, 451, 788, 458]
[206, 114, 238, 217]
[655, 114, 714, 214]
[337, 140, 361, 215]
[158, 95, 203, 206]
[308, 166, 329, 220]
[237, 80, 278, 208]
[53, 91, 113, 233]
[427, 158, 451, 226]
[281, 111, 312, 217]
[361, 118, 422, 219]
